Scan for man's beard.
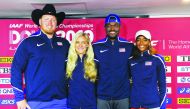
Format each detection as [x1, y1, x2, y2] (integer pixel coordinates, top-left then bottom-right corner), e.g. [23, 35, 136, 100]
[107, 30, 119, 40]
[108, 35, 117, 40]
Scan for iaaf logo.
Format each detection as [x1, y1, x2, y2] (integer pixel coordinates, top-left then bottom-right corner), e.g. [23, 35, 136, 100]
[166, 66, 171, 73]
[0, 78, 10, 84]
[177, 77, 190, 83]
[177, 87, 190, 94]
[167, 87, 172, 94]
[9, 30, 94, 50]
[9, 24, 23, 28]
[0, 67, 11, 74]
[151, 40, 159, 47]
[177, 66, 190, 73]
[0, 99, 15, 105]
[166, 77, 171, 83]
[0, 88, 14, 95]
[177, 55, 190, 62]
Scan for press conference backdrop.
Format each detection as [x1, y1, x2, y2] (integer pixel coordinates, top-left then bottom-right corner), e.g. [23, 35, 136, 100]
[0, 18, 190, 109]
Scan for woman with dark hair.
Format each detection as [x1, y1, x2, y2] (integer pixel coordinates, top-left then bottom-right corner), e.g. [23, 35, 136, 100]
[129, 30, 166, 109]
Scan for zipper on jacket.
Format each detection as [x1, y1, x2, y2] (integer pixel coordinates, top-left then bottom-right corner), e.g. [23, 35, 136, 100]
[49, 39, 53, 48]
[112, 41, 114, 45]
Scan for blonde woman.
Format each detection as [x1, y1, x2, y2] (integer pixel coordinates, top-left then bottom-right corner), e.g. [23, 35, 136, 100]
[66, 32, 97, 109]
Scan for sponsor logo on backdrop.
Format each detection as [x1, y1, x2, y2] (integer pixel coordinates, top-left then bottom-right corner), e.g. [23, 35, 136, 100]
[0, 78, 11, 84]
[9, 29, 95, 50]
[0, 99, 15, 105]
[168, 40, 190, 49]
[167, 87, 172, 94]
[177, 98, 190, 104]
[177, 87, 190, 94]
[9, 30, 35, 50]
[177, 55, 190, 62]
[0, 67, 11, 74]
[58, 23, 93, 29]
[166, 77, 171, 83]
[177, 77, 190, 83]
[0, 88, 14, 95]
[166, 98, 172, 104]
[164, 56, 171, 62]
[177, 66, 190, 73]
[151, 40, 159, 46]
[56, 30, 94, 43]
[0, 57, 13, 63]
[166, 66, 171, 73]
[177, 108, 190, 109]
[9, 23, 95, 50]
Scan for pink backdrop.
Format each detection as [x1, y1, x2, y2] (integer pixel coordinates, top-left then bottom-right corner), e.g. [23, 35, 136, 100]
[1, 18, 190, 108]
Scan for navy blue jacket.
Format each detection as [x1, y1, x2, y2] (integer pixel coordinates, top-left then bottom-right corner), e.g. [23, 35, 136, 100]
[11, 30, 70, 102]
[93, 37, 133, 100]
[128, 50, 166, 108]
[67, 57, 97, 109]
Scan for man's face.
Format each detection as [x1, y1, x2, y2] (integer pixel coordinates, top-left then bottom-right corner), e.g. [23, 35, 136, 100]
[39, 14, 57, 35]
[105, 22, 120, 39]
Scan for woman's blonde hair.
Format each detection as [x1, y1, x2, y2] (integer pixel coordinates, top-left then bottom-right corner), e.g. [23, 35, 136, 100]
[66, 32, 97, 82]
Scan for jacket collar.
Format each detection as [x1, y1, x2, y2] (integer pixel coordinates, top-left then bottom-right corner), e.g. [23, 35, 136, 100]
[140, 50, 151, 57]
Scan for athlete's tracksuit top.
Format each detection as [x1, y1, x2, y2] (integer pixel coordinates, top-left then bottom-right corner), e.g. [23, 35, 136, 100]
[67, 56, 97, 109]
[11, 30, 70, 102]
[128, 50, 166, 108]
[93, 37, 133, 100]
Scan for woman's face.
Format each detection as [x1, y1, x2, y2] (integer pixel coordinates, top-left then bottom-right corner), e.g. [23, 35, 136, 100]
[136, 35, 151, 52]
[75, 36, 89, 55]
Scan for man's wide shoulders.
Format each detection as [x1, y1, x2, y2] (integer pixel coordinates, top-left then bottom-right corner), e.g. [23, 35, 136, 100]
[55, 36, 68, 41]
[93, 38, 107, 45]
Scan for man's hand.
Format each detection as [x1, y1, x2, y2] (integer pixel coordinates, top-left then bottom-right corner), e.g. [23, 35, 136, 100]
[16, 99, 31, 109]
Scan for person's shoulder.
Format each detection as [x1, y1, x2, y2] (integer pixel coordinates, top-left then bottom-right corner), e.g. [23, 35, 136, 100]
[93, 38, 107, 45]
[118, 37, 134, 47]
[152, 54, 165, 63]
[20, 35, 37, 44]
[55, 36, 70, 45]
